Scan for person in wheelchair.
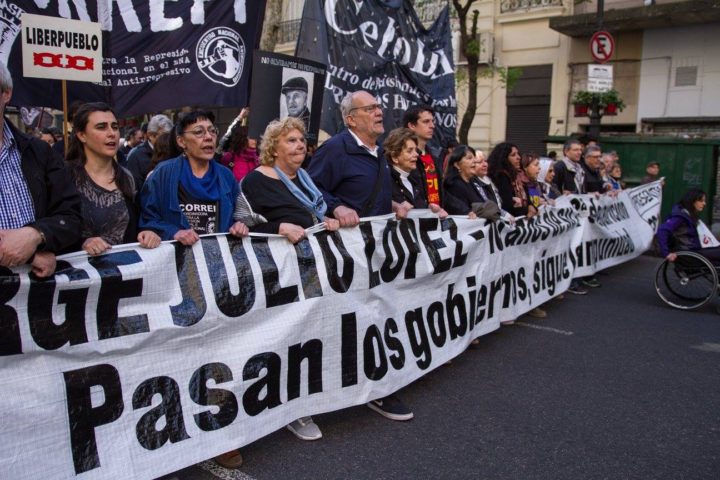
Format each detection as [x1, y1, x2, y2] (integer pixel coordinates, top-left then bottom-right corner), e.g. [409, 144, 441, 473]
[656, 188, 720, 265]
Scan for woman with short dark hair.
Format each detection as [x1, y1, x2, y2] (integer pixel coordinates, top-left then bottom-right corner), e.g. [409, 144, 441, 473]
[442, 145, 485, 216]
[140, 110, 248, 245]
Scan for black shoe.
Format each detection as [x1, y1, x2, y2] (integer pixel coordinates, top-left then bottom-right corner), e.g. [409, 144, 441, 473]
[367, 394, 414, 421]
[581, 277, 601, 288]
[567, 283, 588, 295]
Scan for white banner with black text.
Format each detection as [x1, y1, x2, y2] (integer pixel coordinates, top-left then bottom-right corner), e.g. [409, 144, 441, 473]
[0, 182, 661, 479]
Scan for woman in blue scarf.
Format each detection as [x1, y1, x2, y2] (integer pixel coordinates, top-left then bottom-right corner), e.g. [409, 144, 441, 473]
[140, 110, 249, 244]
[233, 117, 339, 443]
[234, 117, 339, 243]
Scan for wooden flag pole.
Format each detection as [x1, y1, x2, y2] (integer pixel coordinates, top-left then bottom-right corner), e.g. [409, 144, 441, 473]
[62, 79, 68, 156]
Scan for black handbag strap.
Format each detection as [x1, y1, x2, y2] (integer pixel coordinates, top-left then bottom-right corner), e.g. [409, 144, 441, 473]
[359, 158, 385, 217]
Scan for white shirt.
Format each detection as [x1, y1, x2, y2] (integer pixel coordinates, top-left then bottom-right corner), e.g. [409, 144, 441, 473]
[347, 129, 379, 158]
[393, 166, 414, 199]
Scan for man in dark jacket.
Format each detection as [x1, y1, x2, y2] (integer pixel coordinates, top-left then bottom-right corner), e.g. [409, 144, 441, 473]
[581, 145, 607, 193]
[126, 114, 173, 188]
[553, 138, 585, 194]
[308, 90, 410, 224]
[0, 61, 81, 277]
[281, 76, 311, 132]
[308, 90, 413, 422]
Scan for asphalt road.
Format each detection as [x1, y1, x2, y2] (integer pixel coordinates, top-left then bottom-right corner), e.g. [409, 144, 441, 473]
[162, 255, 720, 480]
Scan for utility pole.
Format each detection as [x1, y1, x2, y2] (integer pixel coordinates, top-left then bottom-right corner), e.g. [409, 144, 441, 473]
[588, 0, 604, 139]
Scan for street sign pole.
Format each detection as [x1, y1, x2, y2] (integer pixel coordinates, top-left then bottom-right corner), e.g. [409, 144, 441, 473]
[589, 0, 605, 139]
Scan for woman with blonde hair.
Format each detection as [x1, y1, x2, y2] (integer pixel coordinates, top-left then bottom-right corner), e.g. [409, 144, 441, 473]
[234, 116, 340, 442]
[235, 117, 339, 243]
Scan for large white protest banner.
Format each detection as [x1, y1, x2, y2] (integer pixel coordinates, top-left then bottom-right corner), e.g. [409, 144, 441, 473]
[0, 183, 661, 479]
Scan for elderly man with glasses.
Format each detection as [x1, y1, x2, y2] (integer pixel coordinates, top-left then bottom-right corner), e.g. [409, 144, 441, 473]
[307, 90, 413, 422]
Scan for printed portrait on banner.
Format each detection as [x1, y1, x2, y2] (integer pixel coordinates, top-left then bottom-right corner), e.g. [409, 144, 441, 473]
[249, 51, 326, 145]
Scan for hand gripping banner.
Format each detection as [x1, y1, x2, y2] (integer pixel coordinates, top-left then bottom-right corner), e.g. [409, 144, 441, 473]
[0, 183, 661, 479]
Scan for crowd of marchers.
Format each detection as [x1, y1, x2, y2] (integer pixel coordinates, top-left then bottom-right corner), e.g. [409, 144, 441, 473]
[3, 58, 718, 472]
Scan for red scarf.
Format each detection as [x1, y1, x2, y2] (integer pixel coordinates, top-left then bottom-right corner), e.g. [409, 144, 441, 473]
[419, 153, 440, 204]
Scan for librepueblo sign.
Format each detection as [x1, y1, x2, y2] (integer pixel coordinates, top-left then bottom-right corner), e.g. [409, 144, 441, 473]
[590, 30, 615, 64]
[21, 13, 102, 82]
[0, 183, 662, 479]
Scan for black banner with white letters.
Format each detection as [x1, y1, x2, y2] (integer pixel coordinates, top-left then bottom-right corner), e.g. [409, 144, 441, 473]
[1, 1, 265, 116]
[296, 0, 457, 146]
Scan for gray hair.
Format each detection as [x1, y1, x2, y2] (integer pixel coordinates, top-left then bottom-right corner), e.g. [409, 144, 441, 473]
[339, 92, 355, 126]
[584, 145, 601, 157]
[563, 138, 582, 153]
[0, 61, 13, 92]
[601, 152, 615, 166]
[147, 114, 173, 134]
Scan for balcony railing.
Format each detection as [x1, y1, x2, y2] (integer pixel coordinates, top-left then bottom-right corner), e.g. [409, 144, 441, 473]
[501, 0, 563, 14]
[277, 19, 302, 44]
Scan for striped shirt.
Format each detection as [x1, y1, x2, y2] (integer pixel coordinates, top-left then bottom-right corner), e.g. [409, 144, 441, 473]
[0, 122, 35, 229]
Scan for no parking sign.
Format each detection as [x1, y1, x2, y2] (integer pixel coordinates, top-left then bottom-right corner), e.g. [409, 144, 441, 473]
[590, 31, 615, 64]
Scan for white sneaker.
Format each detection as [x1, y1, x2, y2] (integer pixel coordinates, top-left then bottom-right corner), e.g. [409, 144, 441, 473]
[287, 416, 322, 441]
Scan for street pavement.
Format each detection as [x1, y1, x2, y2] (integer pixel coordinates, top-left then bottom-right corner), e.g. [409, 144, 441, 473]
[161, 255, 720, 480]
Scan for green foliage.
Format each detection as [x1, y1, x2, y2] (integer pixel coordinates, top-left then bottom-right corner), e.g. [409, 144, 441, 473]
[572, 90, 595, 105]
[600, 89, 626, 110]
[466, 37, 480, 57]
[501, 67, 523, 92]
[572, 89, 626, 111]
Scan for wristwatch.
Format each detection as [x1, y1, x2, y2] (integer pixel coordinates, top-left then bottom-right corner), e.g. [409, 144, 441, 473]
[32, 227, 47, 249]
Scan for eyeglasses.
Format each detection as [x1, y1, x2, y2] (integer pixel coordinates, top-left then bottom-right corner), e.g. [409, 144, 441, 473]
[349, 104, 382, 114]
[182, 126, 219, 138]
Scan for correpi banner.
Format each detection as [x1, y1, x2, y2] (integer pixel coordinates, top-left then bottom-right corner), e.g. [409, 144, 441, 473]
[296, 0, 457, 147]
[2, 1, 265, 116]
[0, 184, 660, 479]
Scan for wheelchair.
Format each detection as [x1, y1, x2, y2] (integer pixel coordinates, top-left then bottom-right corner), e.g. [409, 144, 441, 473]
[654, 251, 720, 310]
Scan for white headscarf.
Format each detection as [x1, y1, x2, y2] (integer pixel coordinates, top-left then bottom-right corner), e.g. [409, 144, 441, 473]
[537, 158, 554, 185]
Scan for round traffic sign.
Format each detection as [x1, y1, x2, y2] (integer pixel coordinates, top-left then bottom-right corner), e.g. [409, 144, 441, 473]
[590, 31, 615, 64]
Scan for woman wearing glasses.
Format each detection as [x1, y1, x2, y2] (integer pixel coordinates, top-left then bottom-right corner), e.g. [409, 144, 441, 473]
[140, 110, 249, 244]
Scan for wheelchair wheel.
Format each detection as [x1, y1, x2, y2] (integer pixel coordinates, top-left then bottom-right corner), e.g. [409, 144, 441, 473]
[655, 251, 719, 310]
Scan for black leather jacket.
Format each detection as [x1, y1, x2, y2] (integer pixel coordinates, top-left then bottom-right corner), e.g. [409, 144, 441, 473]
[10, 118, 82, 253]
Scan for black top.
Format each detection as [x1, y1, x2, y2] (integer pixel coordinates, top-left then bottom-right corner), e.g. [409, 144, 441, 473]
[68, 165, 138, 250]
[553, 160, 579, 194]
[475, 179, 501, 206]
[442, 174, 485, 215]
[581, 160, 605, 193]
[126, 141, 153, 190]
[241, 170, 317, 233]
[494, 171, 528, 216]
[389, 166, 428, 208]
[178, 186, 219, 235]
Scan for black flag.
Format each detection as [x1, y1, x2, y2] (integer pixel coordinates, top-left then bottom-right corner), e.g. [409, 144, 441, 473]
[295, 0, 456, 146]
